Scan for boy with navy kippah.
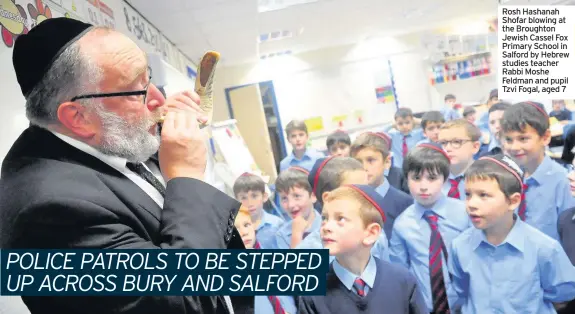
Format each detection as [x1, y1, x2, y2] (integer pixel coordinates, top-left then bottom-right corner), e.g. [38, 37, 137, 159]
[297, 157, 390, 262]
[389, 142, 470, 313]
[501, 101, 575, 241]
[299, 184, 427, 314]
[351, 132, 413, 239]
[449, 154, 575, 314]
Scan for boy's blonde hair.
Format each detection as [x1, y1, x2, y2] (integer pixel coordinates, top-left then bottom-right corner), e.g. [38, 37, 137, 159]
[324, 186, 384, 227]
[440, 118, 482, 141]
[350, 132, 391, 159]
[235, 206, 252, 222]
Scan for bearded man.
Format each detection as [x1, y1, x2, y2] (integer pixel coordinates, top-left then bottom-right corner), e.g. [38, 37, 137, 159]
[0, 18, 252, 314]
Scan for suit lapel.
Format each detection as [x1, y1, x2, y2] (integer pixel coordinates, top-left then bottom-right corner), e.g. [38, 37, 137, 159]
[3, 126, 162, 221]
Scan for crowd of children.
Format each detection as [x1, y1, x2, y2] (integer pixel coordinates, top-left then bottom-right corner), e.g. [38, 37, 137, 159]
[232, 90, 575, 314]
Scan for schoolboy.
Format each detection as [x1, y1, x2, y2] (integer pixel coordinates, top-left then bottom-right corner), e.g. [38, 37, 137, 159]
[501, 101, 575, 240]
[297, 157, 390, 262]
[233, 173, 284, 249]
[326, 130, 351, 157]
[550, 99, 572, 122]
[441, 94, 461, 121]
[388, 107, 425, 169]
[274, 168, 320, 249]
[351, 132, 413, 238]
[463, 106, 477, 124]
[298, 185, 427, 314]
[479, 101, 511, 157]
[389, 143, 469, 313]
[280, 120, 324, 171]
[234, 207, 296, 314]
[417, 110, 445, 145]
[437, 119, 481, 201]
[449, 154, 575, 314]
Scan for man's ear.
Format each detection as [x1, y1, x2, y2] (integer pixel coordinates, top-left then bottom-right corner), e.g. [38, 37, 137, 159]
[57, 101, 98, 138]
[384, 154, 392, 170]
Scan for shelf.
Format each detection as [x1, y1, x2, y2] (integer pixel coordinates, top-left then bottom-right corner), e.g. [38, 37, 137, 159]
[432, 51, 491, 65]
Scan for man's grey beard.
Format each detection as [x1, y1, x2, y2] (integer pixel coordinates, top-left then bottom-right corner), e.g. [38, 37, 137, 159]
[92, 103, 160, 163]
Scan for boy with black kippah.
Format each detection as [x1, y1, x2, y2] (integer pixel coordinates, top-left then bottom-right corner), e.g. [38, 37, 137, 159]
[299, 184, 427, 314]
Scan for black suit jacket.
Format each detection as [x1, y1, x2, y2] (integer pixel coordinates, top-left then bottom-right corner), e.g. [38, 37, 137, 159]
[386, 167, 409, 195]
[0, 126, 253, 314]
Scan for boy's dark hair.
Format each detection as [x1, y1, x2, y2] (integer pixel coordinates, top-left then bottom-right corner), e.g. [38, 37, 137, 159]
[465, 158, 522, 199]
[233, 174, 266, 196]
[275, 168, 313, 194]
[285, 120, 308, 136]
[403, 145, 450, 181]
[440, 119, 482, 141]
[501, 101, 549, 136]
[489, 89, 498, 101]
[394, 107, 413, 120]
[488, 101, 511, 114]
[444, 94, 456, 101]
[326, 131, 351, 150]
[350, 132, 390, 159]
[462, 106, 476, 118]
[313, 157, 363, 204]
[421, 111, 445, 129]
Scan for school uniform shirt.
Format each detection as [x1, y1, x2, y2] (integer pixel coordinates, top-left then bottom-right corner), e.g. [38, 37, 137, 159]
[256, 211, 285, 249]
[479, 136, 502, 158]
[376, 180, 413, 240]
[522, 155, 575, 241]
[441, 173, 466, 201]
[255, 295, 296, 314]
[441, 107, 461, 121]
[389, 195, 470, 312]
[275, 209, 322, 249]
[477, 111, 489, 131]
[298, 256, 428, 314]
[386, 167, 410, 195]
[388, 129, 425, 169]
[279, 148, 325, 172]
[448, 218, 575, 314]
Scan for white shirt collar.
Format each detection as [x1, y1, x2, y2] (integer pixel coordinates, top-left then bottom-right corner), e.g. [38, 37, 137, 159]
[49, 130, 128, 171]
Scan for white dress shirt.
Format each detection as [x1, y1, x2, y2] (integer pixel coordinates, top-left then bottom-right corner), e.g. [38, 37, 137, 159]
[50, 131, 234, 314]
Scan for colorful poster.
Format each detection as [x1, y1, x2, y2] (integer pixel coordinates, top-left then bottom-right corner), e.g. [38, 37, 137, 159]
[304, 116, 324, 133]
[375, 86, 396, 104]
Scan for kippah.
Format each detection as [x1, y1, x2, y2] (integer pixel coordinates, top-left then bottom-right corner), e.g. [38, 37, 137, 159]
[524, 101, 548, 117]
[367, 132, 391, 149]
[13, 17, 93, 97]
[479, 154, 524, 191]
[345, 184, 386, 222]
[289, 166, 310, 175]
[417, 142, 450, 161]
[308, 156, 336, 196]
[489, 89, 498, 99]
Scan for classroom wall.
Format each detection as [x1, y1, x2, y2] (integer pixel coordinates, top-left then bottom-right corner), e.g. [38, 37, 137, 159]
[213, 32, 435, 152]
[0, 0, 198, 164]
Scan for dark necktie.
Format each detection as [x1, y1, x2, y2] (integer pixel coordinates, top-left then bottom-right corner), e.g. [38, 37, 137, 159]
[353, 278, 367, 297]
[424, 212, 450, 314]
[518, 183, 529, 221]
[402, 136, 408, 157]
[447, 177, 461, 199]
[126, 162, 166, 197]
[254, 242, 286, 314]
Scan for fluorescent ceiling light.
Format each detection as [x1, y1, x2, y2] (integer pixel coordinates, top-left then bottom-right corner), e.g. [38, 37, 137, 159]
[258, 30, 294, 43]
[258, 0, 318, 13]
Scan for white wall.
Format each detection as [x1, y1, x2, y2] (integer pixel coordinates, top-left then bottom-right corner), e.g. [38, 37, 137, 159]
[213, 32, 438, 152]
[0, 0, 197, 163]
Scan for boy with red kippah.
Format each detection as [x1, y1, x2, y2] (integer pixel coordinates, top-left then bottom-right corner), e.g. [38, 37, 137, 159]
[299, 184, 426, 314]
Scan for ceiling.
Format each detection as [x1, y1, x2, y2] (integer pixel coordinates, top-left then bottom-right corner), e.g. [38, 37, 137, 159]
[127, 0, 502, 67]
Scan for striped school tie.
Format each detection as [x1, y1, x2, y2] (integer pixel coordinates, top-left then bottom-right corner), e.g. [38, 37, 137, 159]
[518, 183, 529, 221]
[447, 177, 461, 199]
[424, 212, 450, 314]
[353, 278, 367, 297]
[402, 136, 408, 157]
[254, 242, 286, 314]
